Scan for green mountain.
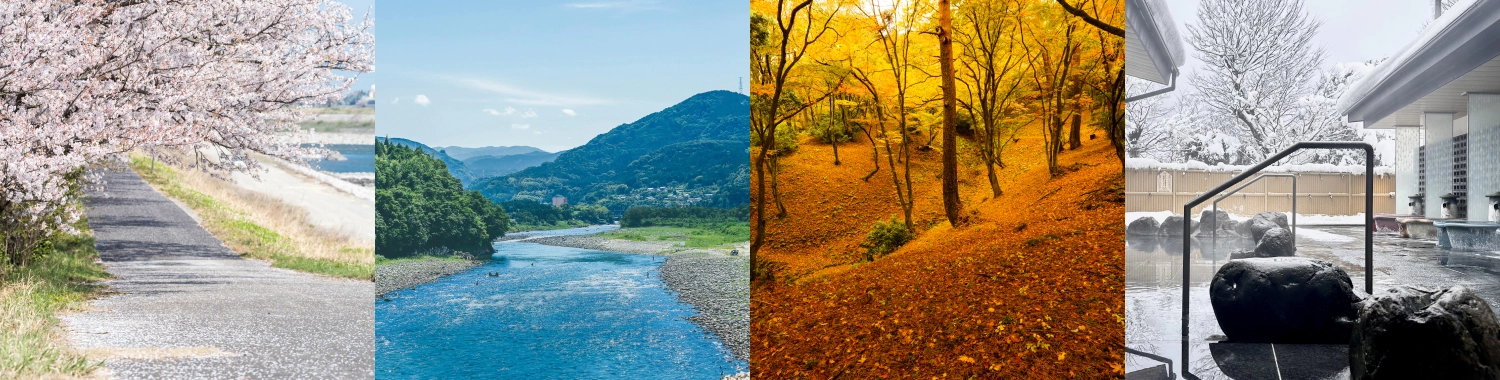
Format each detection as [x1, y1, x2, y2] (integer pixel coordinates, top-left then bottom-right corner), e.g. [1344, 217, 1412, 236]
[471, 90, 750, 212]
[437, 145, 546, 161]
[463, 150, 561, 178]
[385, 137, 477, 186]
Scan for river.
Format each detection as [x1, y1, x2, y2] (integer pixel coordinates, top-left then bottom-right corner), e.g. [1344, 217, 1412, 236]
[375, 226, 747, 379]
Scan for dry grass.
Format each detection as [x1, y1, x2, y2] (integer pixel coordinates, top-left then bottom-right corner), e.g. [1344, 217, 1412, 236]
[130, 151, 373, 278]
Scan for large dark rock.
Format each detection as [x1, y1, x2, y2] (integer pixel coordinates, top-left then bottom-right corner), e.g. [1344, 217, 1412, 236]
[1209, 257, 1359, 343]
[1159, 215, 1197, 237]
[1254, 211, 1290, 230]
[1195, 209, 1234, 236]
[1253, 227, 1296, 257]
[1220, 219, 1241, 236]
[1245, 216, 1281, 242]
[1351, 285, 1500, 380]
[1127, 216, 1160, 236]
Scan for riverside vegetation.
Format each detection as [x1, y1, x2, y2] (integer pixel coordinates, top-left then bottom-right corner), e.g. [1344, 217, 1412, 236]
[374, 138, 509, 258]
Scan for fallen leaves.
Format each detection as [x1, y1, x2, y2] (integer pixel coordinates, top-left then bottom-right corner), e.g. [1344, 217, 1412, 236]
[751, 134, 1125, 378]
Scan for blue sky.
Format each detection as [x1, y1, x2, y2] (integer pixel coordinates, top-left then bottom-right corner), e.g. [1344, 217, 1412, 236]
[374, 0, 748, 152]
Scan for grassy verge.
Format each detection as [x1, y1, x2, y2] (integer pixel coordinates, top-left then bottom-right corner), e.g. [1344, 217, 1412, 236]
[129, 154, 373, 280]
[599, 222, 749, 249]
[0, 224, 109, 378]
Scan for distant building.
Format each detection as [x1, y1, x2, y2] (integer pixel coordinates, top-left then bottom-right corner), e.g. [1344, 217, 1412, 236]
[552, 195, 567, 206]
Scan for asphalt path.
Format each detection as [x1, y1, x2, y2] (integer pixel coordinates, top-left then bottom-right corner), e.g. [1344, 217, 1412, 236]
[63, 169, 373, 379]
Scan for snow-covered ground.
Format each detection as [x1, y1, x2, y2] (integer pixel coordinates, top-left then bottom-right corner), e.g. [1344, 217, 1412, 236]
[1126, 211, 1369, 227]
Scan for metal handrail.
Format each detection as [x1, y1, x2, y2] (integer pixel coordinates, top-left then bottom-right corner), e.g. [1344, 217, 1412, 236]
[1125, 347, 1176, 379]
[1211, 173, 1299, 252]
[1179, 141, 1373, 379]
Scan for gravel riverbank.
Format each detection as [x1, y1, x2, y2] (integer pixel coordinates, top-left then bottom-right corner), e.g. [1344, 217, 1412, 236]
[527, 234, 750, 363]
[376, 258, 483, 298]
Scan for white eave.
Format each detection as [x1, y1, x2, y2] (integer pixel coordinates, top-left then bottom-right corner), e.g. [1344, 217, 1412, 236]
[1340, 0, 1500, 129]
[1125, 0, 1185, 85]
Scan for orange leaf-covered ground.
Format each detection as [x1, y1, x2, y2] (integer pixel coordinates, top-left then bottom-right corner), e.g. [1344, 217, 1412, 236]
[752, 131, 1124, 378]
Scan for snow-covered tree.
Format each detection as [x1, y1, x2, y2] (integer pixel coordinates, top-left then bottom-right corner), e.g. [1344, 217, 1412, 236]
[0, 0, 372, 268]
[1124, 77, 1180, 161]
[1188, 0, 1340, 164]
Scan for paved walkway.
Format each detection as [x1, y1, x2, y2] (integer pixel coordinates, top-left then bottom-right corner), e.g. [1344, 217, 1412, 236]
[63, 169, 373, 379]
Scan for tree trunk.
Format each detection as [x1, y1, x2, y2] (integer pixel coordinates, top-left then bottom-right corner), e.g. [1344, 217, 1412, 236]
[830, 96, 841, 165]
[1069, 113, 1082, 150]
[770, 154, 787, 217]
[938, 0, 963, 227]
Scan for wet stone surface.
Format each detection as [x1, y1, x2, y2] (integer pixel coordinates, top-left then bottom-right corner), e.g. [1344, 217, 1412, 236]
[1127, 223, 1500, 379]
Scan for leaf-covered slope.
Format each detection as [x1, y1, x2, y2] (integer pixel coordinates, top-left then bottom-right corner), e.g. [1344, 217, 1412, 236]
[471, 90, 750, 210]
[463, 150, 561, 178]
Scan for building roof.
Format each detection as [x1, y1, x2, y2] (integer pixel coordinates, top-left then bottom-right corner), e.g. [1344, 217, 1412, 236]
[1340, 0, 1500, 129]
[1125, 0, 1185, 84]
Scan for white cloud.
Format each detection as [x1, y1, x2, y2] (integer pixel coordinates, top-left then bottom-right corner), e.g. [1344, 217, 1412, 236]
[446, 76, 610, 106]
[483, 108, 501, 116]
[522, 109, 538, 118]
[565, 0, 661, 10]
[504, 106, 516, 114]
[391, 97, 399, 104]
[414, 94, 431, 106]
[511, 123, 531, 130]
[561, 109, 577, 116]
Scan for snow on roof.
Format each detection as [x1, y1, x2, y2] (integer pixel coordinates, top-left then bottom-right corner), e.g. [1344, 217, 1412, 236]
[1125, 0, 1185, 84]
[1339, 0, 1500, 123]
[1126, 157, 1395, 176]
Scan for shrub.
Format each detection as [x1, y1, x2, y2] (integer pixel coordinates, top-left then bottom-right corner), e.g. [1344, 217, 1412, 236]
[861, 217, 912, 261]
[809, 113, 857, 144]
[752, 122, 800, 156]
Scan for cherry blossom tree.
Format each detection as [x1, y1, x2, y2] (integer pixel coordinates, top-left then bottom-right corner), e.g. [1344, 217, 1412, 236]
[0, 0, 372, 269]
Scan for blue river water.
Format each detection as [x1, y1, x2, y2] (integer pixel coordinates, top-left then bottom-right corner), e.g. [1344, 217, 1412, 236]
[306, 144, 373, 173]
[375, 226, 746, 379]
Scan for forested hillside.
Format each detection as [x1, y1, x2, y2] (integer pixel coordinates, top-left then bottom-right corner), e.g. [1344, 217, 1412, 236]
[471, 90, 750, 212]
[375, 138, 509, 257]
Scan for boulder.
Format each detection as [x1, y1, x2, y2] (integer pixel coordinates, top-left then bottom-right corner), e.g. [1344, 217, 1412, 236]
[1127, 216, 1161, 236]
[1351, 285, 1500, 380]
[1196, 209, 1235, 235]
[1221, 219, 1241, 236]
[1159, 215, 1197, 237]
[1245, 216, 1281, 242]
[1209, 257, 1359, 343]
[1253, 227, 1296, 257]
[1254, 211, 1290, 230]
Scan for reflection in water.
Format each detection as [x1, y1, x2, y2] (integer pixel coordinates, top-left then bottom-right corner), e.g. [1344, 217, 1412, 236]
[1129, 225, 1500, 379]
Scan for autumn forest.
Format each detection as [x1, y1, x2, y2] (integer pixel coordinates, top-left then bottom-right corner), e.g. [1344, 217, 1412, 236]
[749, 0, 1126, 377]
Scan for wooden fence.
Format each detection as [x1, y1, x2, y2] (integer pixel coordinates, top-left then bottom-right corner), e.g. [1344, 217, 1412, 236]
[1125, 168, 1396, 217]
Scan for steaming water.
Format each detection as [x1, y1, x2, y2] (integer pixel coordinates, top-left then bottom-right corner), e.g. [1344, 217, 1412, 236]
[375, 226, 745, 379]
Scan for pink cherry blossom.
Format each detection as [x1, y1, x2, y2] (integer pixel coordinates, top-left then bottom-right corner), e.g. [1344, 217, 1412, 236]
[0, 0, 373, 266]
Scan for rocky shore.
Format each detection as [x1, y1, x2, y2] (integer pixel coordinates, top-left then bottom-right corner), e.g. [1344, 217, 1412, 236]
[526, 234, 750, 363]
[525, 235, 676, 254]
[660, 253, 750, 363]
[375, 258, 482, 298]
